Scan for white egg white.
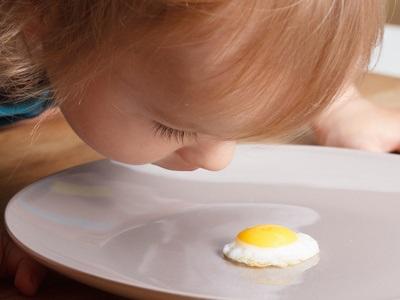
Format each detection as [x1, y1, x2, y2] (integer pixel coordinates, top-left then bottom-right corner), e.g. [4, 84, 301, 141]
[223, 233, 319, 267]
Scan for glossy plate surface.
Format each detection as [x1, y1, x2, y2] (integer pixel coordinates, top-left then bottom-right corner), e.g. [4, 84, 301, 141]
[5, 145, 400, 300]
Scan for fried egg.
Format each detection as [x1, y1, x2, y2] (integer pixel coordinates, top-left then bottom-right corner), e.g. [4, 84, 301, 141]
[223, 224, 319, 267]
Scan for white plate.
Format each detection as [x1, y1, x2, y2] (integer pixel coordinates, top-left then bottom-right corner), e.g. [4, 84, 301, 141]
[5, 145, 400, 300]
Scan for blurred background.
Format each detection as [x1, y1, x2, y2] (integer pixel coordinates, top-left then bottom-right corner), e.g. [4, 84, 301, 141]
[353, 0, 400, 114]
[370, 0, 400, 79]
[387, 0, 400, 25]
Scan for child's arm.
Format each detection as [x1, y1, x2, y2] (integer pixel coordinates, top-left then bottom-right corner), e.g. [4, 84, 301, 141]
[0, 229, 46, 295]
[313, 85, 400, 152]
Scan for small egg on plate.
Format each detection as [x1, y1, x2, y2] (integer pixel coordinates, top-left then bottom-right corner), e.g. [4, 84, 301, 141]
[223, 224, 319, 267]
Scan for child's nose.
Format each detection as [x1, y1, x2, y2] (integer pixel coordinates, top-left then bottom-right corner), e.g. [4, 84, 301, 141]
[177, 138, 236, 171]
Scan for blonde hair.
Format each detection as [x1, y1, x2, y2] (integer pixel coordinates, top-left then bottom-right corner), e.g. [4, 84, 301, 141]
[0, 1, 384, 140]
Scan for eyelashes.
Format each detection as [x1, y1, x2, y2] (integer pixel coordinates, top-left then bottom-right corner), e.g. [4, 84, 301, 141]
[152, 122, 196, 144]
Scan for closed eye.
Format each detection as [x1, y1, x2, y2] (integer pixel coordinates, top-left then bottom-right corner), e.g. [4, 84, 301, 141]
[152, 122, 196, 144]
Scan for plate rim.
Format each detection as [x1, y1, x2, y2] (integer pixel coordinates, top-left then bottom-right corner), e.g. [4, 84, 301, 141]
[5, 144, 400, 299]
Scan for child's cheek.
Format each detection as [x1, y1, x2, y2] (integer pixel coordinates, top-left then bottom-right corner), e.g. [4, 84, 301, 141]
[60, 101, 178, 164]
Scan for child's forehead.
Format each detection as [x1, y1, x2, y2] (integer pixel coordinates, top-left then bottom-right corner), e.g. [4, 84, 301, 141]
[127, 51, 293, 140]
[114, 45, 269, 139]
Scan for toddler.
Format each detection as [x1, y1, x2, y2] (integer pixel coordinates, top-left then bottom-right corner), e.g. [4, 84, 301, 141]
[0, 0, 393, 295]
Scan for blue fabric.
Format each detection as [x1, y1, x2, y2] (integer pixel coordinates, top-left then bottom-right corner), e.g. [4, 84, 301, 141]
[0, 91, 52, 126]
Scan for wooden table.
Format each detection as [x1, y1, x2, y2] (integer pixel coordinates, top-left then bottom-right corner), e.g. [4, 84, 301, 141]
[1, 73, 399, 299]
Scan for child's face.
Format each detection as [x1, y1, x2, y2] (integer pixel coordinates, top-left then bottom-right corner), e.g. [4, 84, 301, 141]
[59, 42, 237, 171]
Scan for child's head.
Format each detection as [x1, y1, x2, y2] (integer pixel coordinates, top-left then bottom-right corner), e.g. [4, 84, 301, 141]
[1, 1, 383, 170]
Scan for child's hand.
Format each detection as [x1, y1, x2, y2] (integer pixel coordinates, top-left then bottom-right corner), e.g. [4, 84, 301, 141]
[313, 86, 400, 153]
[0, 229, 47, 295]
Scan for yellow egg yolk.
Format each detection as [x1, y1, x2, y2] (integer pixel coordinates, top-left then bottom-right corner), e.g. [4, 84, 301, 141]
[236, 224, 297, 248]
